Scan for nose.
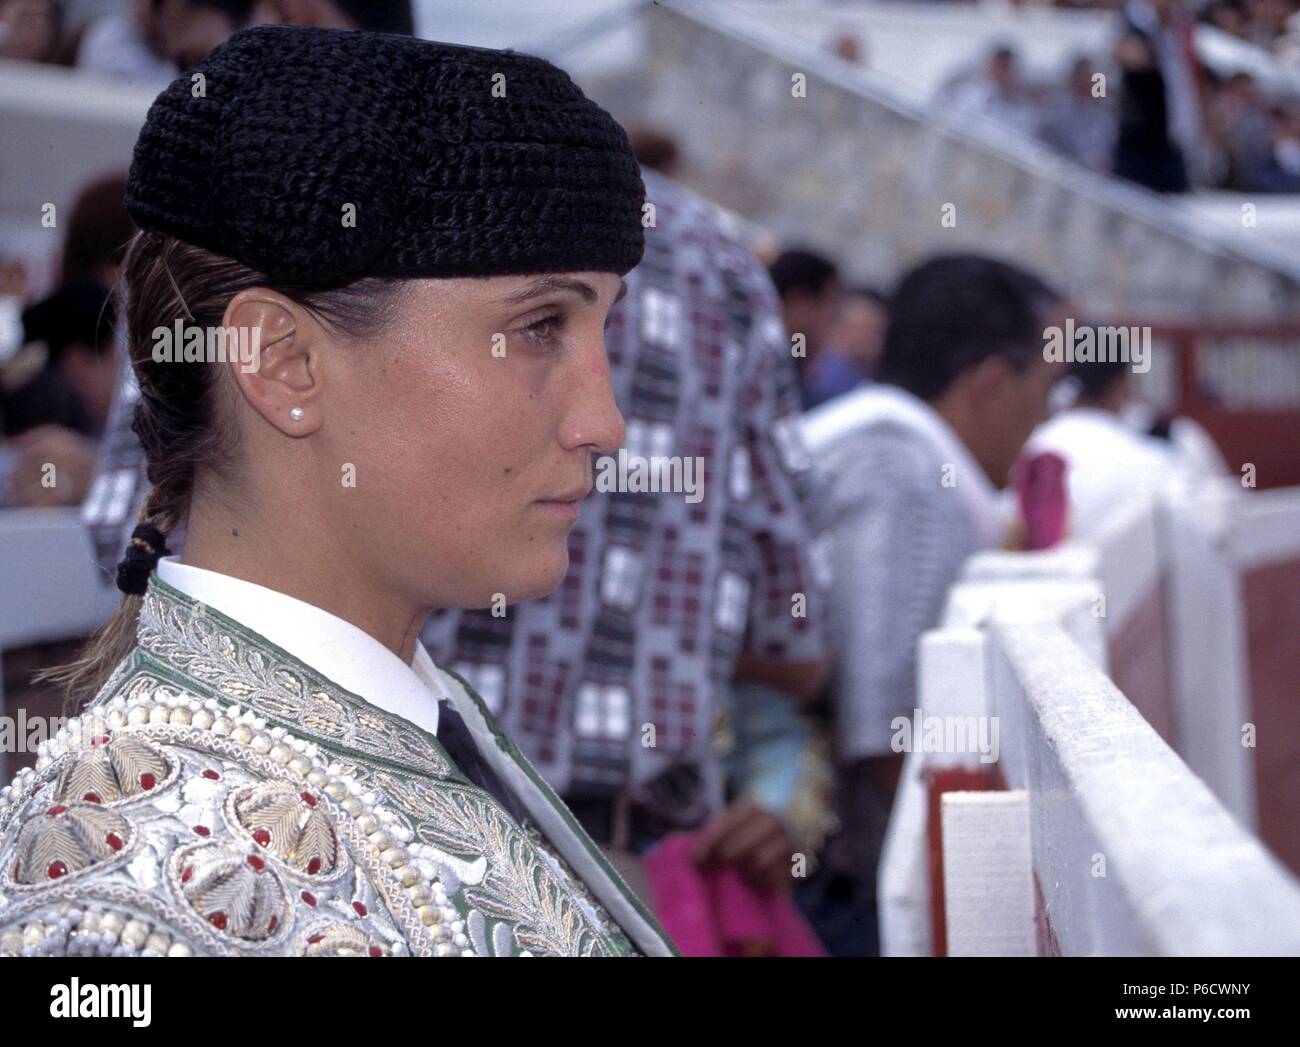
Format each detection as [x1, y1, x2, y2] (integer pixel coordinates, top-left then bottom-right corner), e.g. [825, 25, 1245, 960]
[558, 332, 625, 455]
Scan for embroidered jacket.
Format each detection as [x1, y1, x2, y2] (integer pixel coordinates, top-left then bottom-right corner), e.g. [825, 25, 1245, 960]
[0, 580, 677, 957]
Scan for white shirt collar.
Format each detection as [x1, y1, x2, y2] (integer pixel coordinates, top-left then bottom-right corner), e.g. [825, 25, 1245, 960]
[804, 383, 1007, 546]
[156, 558, 441, 736]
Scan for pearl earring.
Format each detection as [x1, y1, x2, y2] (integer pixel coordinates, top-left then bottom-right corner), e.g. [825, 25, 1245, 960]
[289, 407, 305, 422]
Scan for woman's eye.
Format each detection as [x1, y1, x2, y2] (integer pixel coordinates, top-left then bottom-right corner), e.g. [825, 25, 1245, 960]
[521, 312, 564, 346]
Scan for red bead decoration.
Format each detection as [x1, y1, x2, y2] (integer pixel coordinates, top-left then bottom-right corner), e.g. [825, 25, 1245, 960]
[252, 828, 271, 847]
[352, 901, 367, 917]
[82, 793, 102, 804]
[301, 891, 317, 907]
[307, 934, 324, 945]
[46, 805, 67, 817]
[47, 860, 68, 880]
[247, 854, 266, 872]
[202, 769, 221, 781]
[208, 912, 228, 930]
[181, 866, 194, 883]
[369, 946, 383, 957]
[139, 772, 157, 791]
[306, 856, 322, 875]
[300, 792, 317, 807]
[90, 735, 111, 748]
[193, 825, 210, 837]
[268, 916, 278, 934]
[106, 832, 124, 852]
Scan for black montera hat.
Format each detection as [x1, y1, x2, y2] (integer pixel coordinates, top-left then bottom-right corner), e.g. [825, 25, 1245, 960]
[125, 25, 645, 284]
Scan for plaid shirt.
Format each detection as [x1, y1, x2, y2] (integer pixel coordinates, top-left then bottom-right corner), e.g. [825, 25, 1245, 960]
[82, 172, 828, 826]
[423, 171, 827, 823]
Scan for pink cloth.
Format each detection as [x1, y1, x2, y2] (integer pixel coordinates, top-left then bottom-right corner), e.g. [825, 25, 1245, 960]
[643, 832, 829, 957]
[1015, 450, 1069, 551]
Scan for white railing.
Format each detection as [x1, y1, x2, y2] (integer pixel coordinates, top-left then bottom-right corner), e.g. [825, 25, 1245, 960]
[0, 508, 120, 781]
[880, 482, 1300, 956]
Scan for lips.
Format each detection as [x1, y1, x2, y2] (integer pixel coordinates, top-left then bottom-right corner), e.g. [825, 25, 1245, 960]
[540, 484, 592, 504]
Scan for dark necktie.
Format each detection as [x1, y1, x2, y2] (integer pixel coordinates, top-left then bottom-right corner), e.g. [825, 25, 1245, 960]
[435, 700, 528, 826]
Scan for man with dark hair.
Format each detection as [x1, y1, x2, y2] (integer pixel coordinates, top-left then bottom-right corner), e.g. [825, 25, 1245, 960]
[768, 248, 842, 408]
[798, 253, 1065, 955]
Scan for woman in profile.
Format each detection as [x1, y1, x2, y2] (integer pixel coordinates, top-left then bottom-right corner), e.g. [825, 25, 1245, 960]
[0, 25, 675, 957]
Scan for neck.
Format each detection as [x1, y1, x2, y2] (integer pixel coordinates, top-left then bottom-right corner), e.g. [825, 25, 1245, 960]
[930, 392, 1000, 488]
[181, 493, 427, 663]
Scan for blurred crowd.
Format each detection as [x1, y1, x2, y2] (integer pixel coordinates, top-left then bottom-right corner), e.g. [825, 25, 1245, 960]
[927, 1, 1300, 191]
[0, 0, 409, 77]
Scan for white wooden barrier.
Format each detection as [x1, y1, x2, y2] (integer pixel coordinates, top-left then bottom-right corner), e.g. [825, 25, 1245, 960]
[880, 485, 1300, 956]
[0, 508, 121, 780]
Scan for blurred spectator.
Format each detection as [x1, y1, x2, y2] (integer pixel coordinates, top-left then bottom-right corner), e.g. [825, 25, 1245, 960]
[77, 0, 178, 88]
[2, 281, 116, 438]
[1035, 55, 1117, 170]
[1028, 356, 1183, 539]
[157, 0, 255, 70]
[768, 249, 842, 410]
[0, 281, 115, 507]
[803, 286, 886, 409]
[0, 171, 132, 506]
[61, 170, 136, 289]
[253, 0, 413, 34]
[154, 0, 414, 83]
[1204, 0, 1250, 37]
[798, 255, 1065, 955]
[829, 29, 866, 66]
[0, 0, 59, 62]
[1114, 0, 1204, 192]
[628, 125, 681, 177]
[942, 44, 1042, 138]
[1209, 71, 1300, 190]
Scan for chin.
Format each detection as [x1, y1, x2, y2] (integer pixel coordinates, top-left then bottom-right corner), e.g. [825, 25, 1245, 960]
[501, 546, 571, 604]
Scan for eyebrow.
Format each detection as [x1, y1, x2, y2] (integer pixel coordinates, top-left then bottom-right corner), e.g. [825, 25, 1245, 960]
[496, 276, 628, 306]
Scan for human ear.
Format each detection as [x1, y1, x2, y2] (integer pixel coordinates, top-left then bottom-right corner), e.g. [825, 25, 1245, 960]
[223, 290, 321, 437]
[968, 353, 1017, 409]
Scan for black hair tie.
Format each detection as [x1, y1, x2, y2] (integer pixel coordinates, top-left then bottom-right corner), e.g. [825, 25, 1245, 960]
[116, 524, 171, 595]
